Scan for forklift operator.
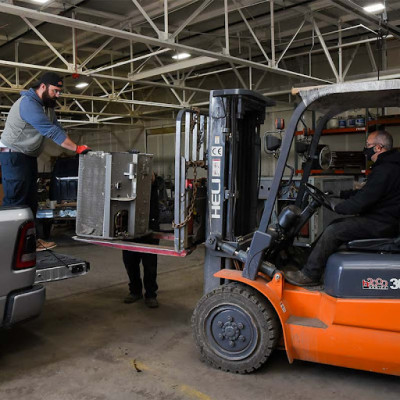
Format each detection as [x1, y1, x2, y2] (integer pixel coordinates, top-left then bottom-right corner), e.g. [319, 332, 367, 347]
[286, 130, 400, 287]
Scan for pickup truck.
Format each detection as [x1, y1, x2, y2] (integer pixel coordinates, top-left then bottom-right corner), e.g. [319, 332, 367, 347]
[0, 205, 89, 328]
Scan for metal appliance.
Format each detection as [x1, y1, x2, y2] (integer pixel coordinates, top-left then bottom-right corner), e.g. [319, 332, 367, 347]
[76, 151, 153, 239]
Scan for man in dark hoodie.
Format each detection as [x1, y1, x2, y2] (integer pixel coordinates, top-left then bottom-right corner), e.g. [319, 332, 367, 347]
[0, 72, 90, 251]
[286, 130, 400, 286]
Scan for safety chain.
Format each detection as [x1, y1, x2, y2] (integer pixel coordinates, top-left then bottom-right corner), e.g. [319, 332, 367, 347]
[172, 108, 205, 229]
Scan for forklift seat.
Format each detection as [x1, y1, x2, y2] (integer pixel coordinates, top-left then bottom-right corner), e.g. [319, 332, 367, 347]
[346, 237, 400, 253]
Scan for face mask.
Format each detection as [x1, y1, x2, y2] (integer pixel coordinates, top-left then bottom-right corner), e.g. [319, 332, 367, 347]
[363, 146, 375, 161]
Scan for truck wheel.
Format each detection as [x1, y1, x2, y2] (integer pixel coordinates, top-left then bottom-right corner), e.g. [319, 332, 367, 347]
[192, 282, 280, 373]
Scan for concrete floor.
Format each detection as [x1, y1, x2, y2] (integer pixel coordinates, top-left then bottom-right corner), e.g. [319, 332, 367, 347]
[1, 226, 400, 400]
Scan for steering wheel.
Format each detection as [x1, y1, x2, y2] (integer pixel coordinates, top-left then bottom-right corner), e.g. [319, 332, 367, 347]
[304, 183, 334, 211]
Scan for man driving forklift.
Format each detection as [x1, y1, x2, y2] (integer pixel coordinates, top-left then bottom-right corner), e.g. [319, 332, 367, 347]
[286, 129, 400, 286]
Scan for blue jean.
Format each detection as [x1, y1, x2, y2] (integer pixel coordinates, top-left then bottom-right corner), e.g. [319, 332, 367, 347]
[0, 152, 38, 216]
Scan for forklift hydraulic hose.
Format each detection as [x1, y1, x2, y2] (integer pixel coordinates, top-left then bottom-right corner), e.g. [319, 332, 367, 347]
[218, 242, 247, 263]
[259, 262, 277, 278]
[218, 241, 277, 278]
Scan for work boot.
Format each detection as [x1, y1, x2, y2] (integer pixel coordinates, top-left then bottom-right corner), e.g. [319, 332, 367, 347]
[285, 270, 320, 287]
[36, 238, 57, 252]
[124, 293, 143, 304]
[144, 297, 159, 308]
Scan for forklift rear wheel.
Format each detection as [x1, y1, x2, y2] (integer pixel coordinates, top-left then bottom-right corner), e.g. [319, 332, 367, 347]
[192, 282, 280, 373]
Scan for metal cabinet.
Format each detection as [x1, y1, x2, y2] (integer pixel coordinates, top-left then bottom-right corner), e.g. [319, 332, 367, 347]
[76, 151, 153, 240]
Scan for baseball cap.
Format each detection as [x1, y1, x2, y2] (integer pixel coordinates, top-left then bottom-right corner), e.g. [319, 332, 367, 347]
[34, 72, 63, 88]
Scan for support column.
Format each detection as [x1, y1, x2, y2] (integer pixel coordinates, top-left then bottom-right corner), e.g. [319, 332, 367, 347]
[130, 23, 135, 114]
[15, 42, 19, 87]
[270, 0, 275, 67]
[249, 46, 252, 89]
[224, 0, 229, 54]
[164, 0, 168, 36]
[338, 19, 343, 82]
[72, 11, 77, 71]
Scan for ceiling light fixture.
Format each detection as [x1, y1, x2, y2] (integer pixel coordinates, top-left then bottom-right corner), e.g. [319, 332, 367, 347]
[363, 3, 385, 13]
[75, 82, 89, 89]
[172, 53, 191, 60]
[31, 0, 51, 4]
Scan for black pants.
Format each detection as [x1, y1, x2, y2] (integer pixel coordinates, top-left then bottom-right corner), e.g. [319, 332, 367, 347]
[122, 238, 159, 299]
[303, 216, 398, 280]
[0, 152, 38, 216]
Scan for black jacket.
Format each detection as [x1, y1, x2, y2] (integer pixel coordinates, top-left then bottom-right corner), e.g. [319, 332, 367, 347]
[335, 150, 400, 228]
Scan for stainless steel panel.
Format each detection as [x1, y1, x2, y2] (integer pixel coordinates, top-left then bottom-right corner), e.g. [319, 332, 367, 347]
[76, 151, 109, 237]
[76, 151, 153, 239]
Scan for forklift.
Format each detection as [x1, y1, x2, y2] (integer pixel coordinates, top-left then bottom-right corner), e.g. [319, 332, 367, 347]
[75, 82, 400, 376]
[191, 82, 400, 376]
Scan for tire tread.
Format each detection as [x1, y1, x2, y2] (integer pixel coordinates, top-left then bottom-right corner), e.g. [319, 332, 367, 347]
[192, 282, 281, 374]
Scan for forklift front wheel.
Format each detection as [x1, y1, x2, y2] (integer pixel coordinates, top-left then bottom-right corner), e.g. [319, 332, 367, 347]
[192, 282, 280, 373]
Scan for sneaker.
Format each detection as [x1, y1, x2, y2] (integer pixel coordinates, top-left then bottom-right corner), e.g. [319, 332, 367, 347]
[36, 238, 57, 252]
[124, 293, 143, 304]
[144, 297, 159, 308]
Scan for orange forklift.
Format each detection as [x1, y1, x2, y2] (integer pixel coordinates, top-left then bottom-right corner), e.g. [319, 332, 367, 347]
[192, 82, 400, 375]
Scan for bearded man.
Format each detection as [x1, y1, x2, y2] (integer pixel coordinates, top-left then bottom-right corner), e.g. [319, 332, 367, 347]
[0, 72, 90, 251]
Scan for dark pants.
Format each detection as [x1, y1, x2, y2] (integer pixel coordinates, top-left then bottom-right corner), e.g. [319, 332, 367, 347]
[0, 152, 38, 216]
[122, 238, 159, 299]
[303, 216, 398, 280]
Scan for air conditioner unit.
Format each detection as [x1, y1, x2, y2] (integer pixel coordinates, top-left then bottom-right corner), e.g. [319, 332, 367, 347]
[76, 151, 153, 240]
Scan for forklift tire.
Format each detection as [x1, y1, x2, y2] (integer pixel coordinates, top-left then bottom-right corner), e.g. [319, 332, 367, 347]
[192, 282, 280, 373]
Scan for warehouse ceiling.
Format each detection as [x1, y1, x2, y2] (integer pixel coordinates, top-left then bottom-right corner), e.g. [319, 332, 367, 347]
[0, 0, 400, 129]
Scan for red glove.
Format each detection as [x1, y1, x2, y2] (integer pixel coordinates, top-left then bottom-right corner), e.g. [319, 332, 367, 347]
[76, 145, 91, 154]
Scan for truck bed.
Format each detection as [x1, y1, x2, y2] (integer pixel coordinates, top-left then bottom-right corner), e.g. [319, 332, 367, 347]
[35, 251, 90, 284]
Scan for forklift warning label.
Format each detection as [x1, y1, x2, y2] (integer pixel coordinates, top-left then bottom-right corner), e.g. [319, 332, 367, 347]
[212, 160, 221, 177]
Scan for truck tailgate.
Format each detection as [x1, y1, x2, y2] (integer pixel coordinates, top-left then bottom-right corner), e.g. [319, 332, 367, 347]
[35, 251, 90, 284]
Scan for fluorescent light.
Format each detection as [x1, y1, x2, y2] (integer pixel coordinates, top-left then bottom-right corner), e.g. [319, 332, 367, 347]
[363, 3, 385, 13]
[75, 82, 89, 89]
[172, 53, 191, 60]
[32, 0, 50, 4]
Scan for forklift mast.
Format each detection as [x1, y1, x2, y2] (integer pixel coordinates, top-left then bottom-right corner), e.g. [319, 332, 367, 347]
[204, 89, 275, 292]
